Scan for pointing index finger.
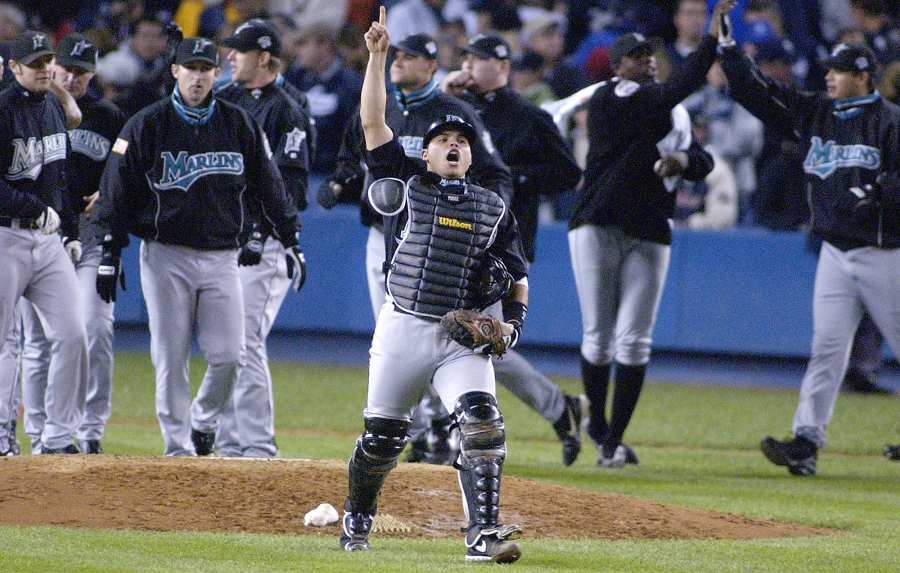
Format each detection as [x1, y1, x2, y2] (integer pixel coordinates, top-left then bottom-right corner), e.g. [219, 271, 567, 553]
[379, 5, 385, 26]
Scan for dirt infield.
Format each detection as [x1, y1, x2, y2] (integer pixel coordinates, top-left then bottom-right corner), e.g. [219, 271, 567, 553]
[0, 456, 826, 540]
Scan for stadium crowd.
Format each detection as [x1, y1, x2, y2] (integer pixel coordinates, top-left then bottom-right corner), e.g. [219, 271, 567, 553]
[1, 0, 897, 230]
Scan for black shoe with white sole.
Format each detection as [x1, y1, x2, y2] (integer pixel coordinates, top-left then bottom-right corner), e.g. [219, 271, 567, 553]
[80, 440, 103, 454]
[465, 524, 522, 563]
[42, 444, 81, 454]
[339, 510, 373, 552]
[552, 394, 585, 466]
[760, 435, 818, 476]
[191, 429, 215, 456]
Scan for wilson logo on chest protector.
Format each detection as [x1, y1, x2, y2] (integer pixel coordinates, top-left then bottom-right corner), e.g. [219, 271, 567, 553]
[803, 136, 880, 179]
[438, 216, 472, 231]
[154, 151, 244, 191]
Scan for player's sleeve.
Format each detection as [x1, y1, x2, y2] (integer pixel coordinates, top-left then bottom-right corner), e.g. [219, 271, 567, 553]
[682, 141, 715, 182]
[627, 35, 719, 115]
[718, 44, 820, 138]
[273, 99, 311, 210]
[463, 107, 514, 204]
[488, 206, 529, 282]
[364, 135, 415, 181]
[244, 112, 299, 247]
[59, 133, 79, 240]
[510, 109, 581, 195]
[94, 116, 145, 248]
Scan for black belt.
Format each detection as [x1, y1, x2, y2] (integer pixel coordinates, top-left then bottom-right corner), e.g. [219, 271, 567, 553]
[0, 216, 38, 229]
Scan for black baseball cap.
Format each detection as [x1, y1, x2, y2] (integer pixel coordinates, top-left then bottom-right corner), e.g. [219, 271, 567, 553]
[9, 30, 55, 66]
[56, 33, 98, 72]
[392, 33, 438, 60]
[822, 43, 877, 73]
[754, 37, 795, 64]
[423, 115, 478, 147]
[221, 19, 281, 57]
[462, 34, 510, 60]
[175, 37, 219, 66]
[608, 32, 652, 66]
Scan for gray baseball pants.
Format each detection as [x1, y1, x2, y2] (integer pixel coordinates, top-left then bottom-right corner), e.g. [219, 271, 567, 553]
[140, 240, 243, 456]
[793, 242, 900, 448]
[215, 239, 291, 458]
[0, 226, 88, 451]
[0, 306, 21, 452]
[568, 224, 670, 367]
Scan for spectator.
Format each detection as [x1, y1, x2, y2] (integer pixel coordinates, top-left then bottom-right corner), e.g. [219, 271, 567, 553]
[285, 25, 362, 175]
[849, 0, 900, 65]
[521, 14, 589, 98]
[269, 0, 348, 32]
[511, 51, 555, 106]
[673, 115, 739, 230]
[386, 0, 473, 42]
[666, 0, 708, 76]
[435, 19, 467, 72]
[881, 61, 900, 103]
[0, 2, 26, 88]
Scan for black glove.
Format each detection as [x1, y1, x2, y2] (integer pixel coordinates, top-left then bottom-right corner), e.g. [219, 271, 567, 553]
[285, 246, 307, 291]
[849, 177, 883, 224]
[316, 165, 362, 209]
[238, 225, 265, 266]
[316, 177, 341, 209]
[96, 234, 125, 303]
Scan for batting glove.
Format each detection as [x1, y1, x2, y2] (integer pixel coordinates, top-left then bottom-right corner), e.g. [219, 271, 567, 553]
[96, 234, 125, 303]
[238, 225, 265, 266]
[36, 207, 60, 235]
[63, 237, 83, 264]
[285, 246, 307, 291]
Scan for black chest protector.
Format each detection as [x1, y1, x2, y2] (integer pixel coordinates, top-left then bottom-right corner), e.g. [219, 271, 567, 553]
[386, 176, 506, 319]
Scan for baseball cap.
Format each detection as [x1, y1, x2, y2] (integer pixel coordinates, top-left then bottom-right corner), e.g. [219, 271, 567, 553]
[392, 33, 438, 60]
[422, 115, 478, 147]
[462, 34, 510, 60]
[56, 33, 98, 72]
[221, 19, 281, 57]
[175, 37, 219, 66]
[822, 43, 877, 73]
[608, 32, 652, 66]
[9, 30, 55, 66]
[754, 37, 796, 64]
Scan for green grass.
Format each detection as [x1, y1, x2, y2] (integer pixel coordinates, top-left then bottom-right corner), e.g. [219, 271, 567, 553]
[2, 352, 898, 572]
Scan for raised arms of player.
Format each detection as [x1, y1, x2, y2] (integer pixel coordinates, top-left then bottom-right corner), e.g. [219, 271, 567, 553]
[360, 6, 394, 151]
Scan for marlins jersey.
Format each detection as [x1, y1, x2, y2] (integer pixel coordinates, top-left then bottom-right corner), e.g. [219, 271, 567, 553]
[95, 94, 298, 250]
[0, 80, 76, 237]
[719, 45, 900, 249]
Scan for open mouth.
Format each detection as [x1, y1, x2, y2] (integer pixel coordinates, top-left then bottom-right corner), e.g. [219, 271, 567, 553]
[446, 149, 460, 165]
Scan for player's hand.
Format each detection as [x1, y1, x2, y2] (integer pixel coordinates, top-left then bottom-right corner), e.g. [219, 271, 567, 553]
[285, 246, 307, 291]
[238, 226, 265, 266]
[441, 70, 473, 96]
[36, 207, 60, 235]
[64, 238, 83, 264]
[83, 191, 100, 215]
[316, 177, 342, 209]
[654, 152, 688, 178]
[848, 179, 882, 224]
[364, 6, 390, 55]
[709, 0, 737, 39]
[96, 234, 123, 303]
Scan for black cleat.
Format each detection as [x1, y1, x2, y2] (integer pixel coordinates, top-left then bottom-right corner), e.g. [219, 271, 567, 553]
[339, 511, 373, 552]
[465, 524, 522, 563]
[79, 440, 103, 454]
[552, 394, 585, 466]
[842, 371, 895, 395]
[42, 444, 81, 455]
[621, 443, 639, 465]
[885, 445, 900, 461]
[761, 435, 818, 476]
[191, 429, 215, 456]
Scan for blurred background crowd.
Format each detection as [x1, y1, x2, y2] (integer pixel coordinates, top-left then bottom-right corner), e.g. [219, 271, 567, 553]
[0, 0, 897, 231]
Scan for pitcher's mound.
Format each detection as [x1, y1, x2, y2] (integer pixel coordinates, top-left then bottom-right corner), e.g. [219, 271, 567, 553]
[0, 456, 825, 540]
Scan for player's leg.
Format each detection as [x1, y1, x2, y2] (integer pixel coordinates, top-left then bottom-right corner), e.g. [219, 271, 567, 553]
[432, 347, 521, 564]
[852, 247, 900, 392]
[365, 226, 388, 319]
[75, 246, 116, 453]
[602, 238, 670, 467]
[25, 234, 89, 453]
[341, 308, 433, 551]
[19, 299, 50, 453]
[568, 225, 620, 448]
[140, 241, 197, 456]
[0, 306, 22, 456]
[0, 228, 31, 455]
[843, 311, 889, 394]
[192, 248, 244, 455]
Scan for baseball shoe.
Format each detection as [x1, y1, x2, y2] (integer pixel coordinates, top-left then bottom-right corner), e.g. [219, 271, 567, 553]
[621, 443, 639, 465]
[760, 435, 818, 476]
[465, 524, 522, 563]
[842, 371, 895, 395]
[884, 445, 900, 461]
[339, 511, 373, 552]
[191, 429, 215, 456]
[552, 394, 586, 466]
[79, 440, 103, 454]
[42, 444, 81, 454]
[405, 437, 429, 463]
[598, 444, 627, 468]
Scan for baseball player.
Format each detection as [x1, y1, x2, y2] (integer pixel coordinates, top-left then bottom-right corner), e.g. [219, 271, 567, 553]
[567, 3, 728, 467]
[13, 34, 126, 455]
[0, 30, 89, 455]
[442, 33, 588, 466]
[93, 38, 303, 457]
[715, 8, 900, 476]
[339, 9, 526, 563]
[212, 19, 312, 458]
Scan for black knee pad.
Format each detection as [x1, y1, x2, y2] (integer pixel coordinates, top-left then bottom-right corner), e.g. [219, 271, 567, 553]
[356, 416, 411, 466]
[454, 391, 506, 467]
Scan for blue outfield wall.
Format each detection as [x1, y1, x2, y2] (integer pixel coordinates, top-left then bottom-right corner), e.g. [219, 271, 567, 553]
[112, 208, 892, 360]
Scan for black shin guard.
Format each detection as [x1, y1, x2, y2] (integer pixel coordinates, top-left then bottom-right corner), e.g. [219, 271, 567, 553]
[605, 362, 646, 448]
[581, 356, 611, 442]
[454, 391, 506, 529]
[346, 417, 411, 514]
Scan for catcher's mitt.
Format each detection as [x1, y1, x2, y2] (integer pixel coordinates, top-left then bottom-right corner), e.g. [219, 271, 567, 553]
[441, 309, 514, 357]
